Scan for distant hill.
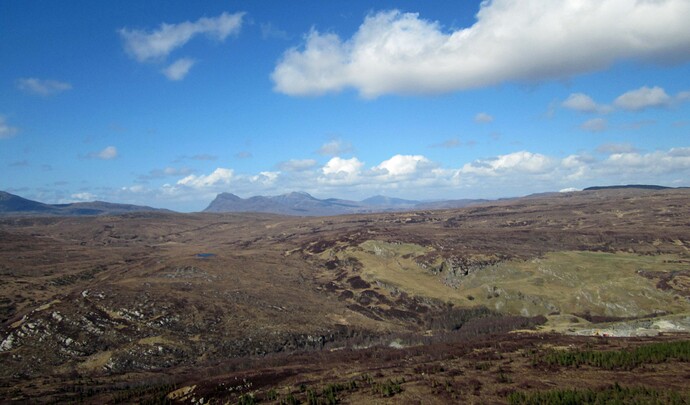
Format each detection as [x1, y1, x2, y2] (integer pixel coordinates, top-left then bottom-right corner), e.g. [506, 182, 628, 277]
[204, 192, 487, 216]
[584, 184, 673, 191]
[204, 192, 366, 216]
[360, 195, 419, 207]
[0, 191, 171, 216]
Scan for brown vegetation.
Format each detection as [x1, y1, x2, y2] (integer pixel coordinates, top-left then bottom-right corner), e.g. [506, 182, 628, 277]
[0, 188, 689, 402]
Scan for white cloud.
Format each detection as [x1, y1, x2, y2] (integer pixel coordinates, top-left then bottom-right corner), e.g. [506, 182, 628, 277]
[0, 116, 19, 139]
[70, 192, 96, 202]
[317, 139, 353, 156]
[115, 146, 690, 211]
[122, 185, 145, 193]
[17, 78, 72, 96]
[474, 112, 494, 123]
[580, 118, 608, 132]
[88, 146, 118, 160]
[273, 2, 690, 97]
[668, 147, 690, 157]
[375, 154, 431, 176]
[277, 159, 317, 171]
[251, 171, 280, 184]
[605, 150, 690, 173]
[162, 58, 196, 80]
[563, 86, 688, 115]
[614, 86, 671, 111]
[562, 93, 597, 112]
[562, 93, 612, 114]
[119, 12, 244, 62]
[322, 157, 363, 176]
[460, 151, 554, 176]
[177, 167, 234, 188]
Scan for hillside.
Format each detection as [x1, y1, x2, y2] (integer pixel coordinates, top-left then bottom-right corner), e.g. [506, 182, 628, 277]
[0, 191, 171, 216]
[0, 187, 689, 402]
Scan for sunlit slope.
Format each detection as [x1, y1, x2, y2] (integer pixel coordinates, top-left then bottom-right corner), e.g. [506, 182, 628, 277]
[334, 241, 690, 318]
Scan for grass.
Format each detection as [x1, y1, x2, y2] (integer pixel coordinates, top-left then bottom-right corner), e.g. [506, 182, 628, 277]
[338, 243, 690, 319]
[349, 240, 453, 302]
[459, 251, 690, 318]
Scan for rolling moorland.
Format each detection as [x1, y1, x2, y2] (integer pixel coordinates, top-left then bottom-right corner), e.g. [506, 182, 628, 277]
[0, 187, 689, 403]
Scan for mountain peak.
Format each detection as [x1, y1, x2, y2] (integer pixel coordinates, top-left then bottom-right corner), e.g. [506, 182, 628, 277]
[282, 191, 316, 200]
[217, 192, 242, 201]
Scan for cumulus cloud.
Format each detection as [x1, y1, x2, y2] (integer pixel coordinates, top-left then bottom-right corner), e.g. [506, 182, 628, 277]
[605, 149, 690, 173]
[474, 113, 494, 123]
[459, 151, 554, 176]
[121, 146, 690, 211]
[119, 12, 244, 62]
[580, 118, 608, 132]
[563, 86, 688, 115]
[562, 93, 598, 112]
[375, 154, 432, 176]
[177, 167, 234, 188]
[162, 58, 196, 80]
[17, 78, 72, 96]
[273, 2, 690, 97]
[317, 139, 353, 156]
[277, 159, 317, 171]
[562, 93, 613, 114]
[614, 86, 671, 111]
[88, 146, 118, 160]
[250, 171, 280, 185]
[0, 116, 19, 139]
[322, 157, 363, 176]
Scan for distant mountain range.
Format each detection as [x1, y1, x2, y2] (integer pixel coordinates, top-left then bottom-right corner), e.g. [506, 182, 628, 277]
[203, 191, 488, 216]
[1, 184, 682, 217]
[0, 191, 170, 217]
[583, 184, 675, 191]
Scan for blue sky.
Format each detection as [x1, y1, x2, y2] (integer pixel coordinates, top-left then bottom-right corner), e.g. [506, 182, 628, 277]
[2, 1, 689, 212]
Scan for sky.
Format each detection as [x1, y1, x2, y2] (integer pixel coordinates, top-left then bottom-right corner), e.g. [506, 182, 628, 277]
[1, 0, 689, 212]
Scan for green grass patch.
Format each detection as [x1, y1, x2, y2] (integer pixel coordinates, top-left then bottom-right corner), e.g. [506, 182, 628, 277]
[343, 244, 690, 318]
